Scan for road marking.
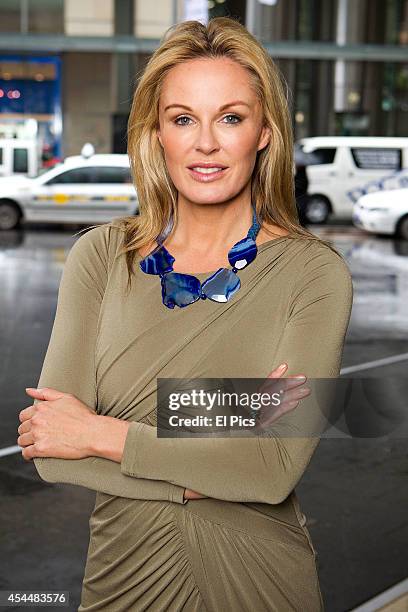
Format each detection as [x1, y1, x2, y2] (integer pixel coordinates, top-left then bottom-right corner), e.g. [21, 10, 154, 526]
[340, 352, 408, 375]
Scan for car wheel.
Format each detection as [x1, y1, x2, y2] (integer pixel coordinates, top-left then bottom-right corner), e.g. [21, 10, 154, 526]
[397, 215, 408, 241]
[304, 196, 330, 224]
[0, 201, 20, 230]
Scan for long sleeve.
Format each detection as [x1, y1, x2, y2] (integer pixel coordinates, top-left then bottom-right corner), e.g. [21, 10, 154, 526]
[120, 244, 353, 505]
[31, 224, 187, 504]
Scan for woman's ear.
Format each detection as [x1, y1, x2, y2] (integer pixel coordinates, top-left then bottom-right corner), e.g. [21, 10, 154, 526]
[156, 129, 163, 148]
[257, 124, 271, 153]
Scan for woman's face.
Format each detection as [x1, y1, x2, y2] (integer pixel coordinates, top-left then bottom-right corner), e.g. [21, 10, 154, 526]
[156, 57, 271, 206]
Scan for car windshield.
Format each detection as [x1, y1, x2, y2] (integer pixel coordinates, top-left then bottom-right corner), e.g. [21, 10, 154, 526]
[35, 163, 64, 178]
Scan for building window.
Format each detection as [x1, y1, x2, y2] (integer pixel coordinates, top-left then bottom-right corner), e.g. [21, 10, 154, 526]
[0, 0, 64, 34]
[28, 0, 64, 34]
[385, 0, 408, 45]
[0, 0, 21, 32]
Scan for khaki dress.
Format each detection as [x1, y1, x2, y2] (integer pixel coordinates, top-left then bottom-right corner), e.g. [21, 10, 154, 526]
[33, 221, 353, 611]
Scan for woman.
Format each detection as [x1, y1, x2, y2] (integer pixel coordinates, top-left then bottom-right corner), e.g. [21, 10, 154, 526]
[17, 17, 353, 611]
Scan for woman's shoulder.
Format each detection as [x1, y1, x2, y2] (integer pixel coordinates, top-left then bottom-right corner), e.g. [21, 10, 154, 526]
[66, 221, 126, 278]
[295, 237, 353, 302]
[302, 236, 351, 274]
[261, 222, 352, 279]
[283, 237, 353, 321]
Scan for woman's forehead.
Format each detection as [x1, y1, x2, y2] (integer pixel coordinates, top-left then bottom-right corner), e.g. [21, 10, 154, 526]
[159, 59, 257, 109]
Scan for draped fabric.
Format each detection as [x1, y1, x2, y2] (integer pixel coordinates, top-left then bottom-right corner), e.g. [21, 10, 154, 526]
[32, 222, 353, 611]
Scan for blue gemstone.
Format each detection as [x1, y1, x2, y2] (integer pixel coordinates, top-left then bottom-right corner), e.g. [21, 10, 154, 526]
[140, 245, 175, 275]
[228, 237, 258, 270]
[161, 272, 201, 308]
[201, 268, 240, 302]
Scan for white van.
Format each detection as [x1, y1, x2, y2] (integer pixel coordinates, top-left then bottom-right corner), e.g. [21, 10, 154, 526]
[296, 136, 408, 223]
[0, 138, 39, 178]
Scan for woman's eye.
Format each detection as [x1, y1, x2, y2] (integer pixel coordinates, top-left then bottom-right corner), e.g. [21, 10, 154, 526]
[174, 114, 242, 126]
[223, 114, 241, 124]
[174, 116, 192, 126]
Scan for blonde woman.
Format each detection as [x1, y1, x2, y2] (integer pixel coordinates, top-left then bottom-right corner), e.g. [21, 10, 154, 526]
[18, 17, 353, 611]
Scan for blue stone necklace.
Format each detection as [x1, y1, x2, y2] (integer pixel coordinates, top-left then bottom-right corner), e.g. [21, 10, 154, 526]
[139, 204, 261, 309]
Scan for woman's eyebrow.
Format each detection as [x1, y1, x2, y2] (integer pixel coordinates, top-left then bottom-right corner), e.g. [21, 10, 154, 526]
[164, 100, 251, 112]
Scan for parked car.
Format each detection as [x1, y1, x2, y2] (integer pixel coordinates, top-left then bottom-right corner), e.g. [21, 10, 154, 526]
[352, 188, 408, 240]
[294, 143, 310, 226]
[295, 136, 408, 224]
[0, 151, 138, 230]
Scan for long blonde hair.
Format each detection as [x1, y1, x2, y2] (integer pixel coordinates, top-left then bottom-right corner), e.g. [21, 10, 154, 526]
[111, 16, 340, 291]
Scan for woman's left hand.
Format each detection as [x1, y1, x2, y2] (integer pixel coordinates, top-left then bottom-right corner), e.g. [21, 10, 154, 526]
[17, 387, 99, 461]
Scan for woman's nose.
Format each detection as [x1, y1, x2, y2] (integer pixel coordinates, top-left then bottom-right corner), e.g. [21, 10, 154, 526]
[194, 124, 220, 153]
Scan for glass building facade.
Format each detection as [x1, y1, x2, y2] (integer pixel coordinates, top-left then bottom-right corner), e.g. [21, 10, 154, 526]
[0, 0, 64, 34]
[254, 0, 408, 138]
[0, 0, 406, 157]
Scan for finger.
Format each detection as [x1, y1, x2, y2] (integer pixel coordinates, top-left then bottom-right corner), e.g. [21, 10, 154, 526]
[25, 387, 66, 401]
[254, 383, 309, 418]
[21, 441, 49, 460]
[258, 374, 307, 396]
[266, 389, 309, 421]
[264, 389, 311, 424]
[279, 386, 311, 405]
[17, 432, 35, 448]
[255, 388, 311, 430]
[17, 420, 31, 435]
[266, 363, 288, 379]
[21, 445, 36, 461]
[19, 405, 35, 423]
[285, 374, 308, 387]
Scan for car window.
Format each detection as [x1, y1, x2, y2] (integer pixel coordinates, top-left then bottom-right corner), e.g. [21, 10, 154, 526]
[351, 147, 402, 170]
[44, 165, 132, 185]
[92, 166, 132, 183]
[13, 148, 28, 173]
[304, 148, 337, 165]
[45, 167, 95, 185]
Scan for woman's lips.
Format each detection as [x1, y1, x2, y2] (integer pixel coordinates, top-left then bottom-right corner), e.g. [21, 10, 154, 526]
[187, 167, 229, 183]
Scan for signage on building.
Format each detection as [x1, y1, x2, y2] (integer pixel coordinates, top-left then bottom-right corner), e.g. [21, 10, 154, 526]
[0, 55, 62, 163]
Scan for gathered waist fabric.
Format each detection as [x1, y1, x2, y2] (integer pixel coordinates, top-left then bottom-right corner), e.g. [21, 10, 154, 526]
[78, 490, 323, 612]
